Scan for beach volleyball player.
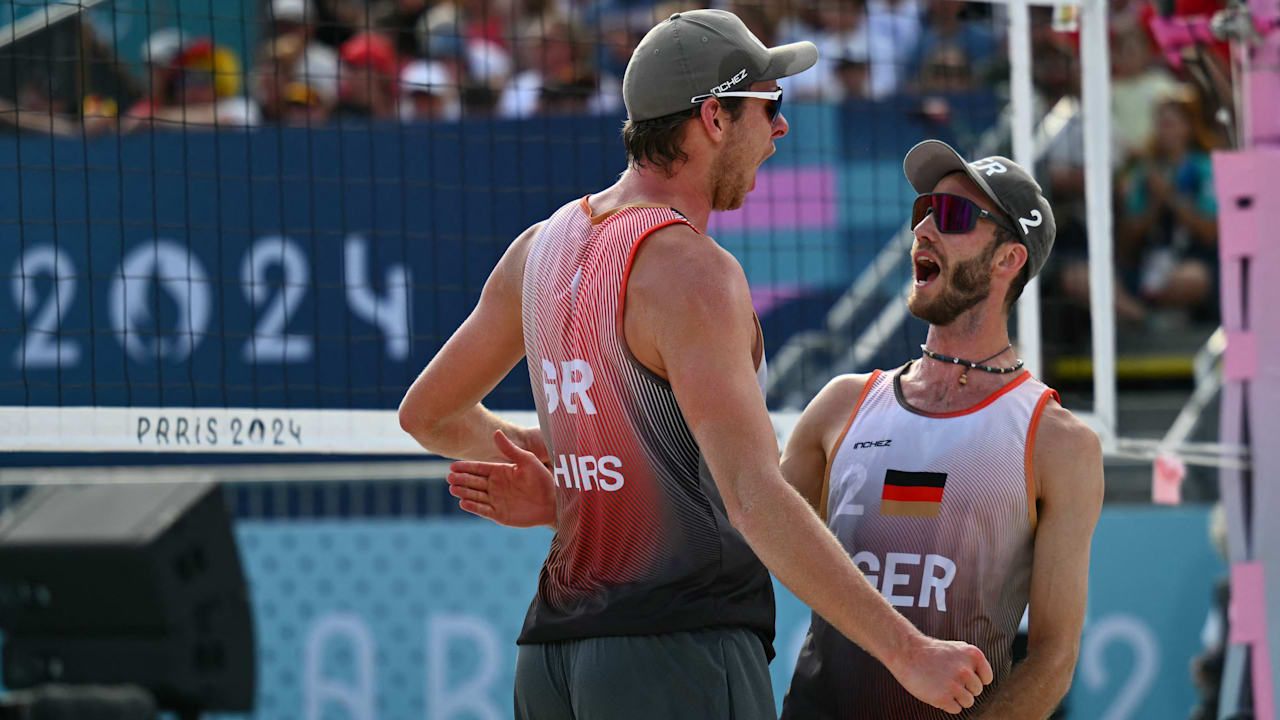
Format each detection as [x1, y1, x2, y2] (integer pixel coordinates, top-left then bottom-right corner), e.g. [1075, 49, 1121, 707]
[446, 141, 1103, 717]
[778, 142, 1104, 719]
[399, 10, 991, 719]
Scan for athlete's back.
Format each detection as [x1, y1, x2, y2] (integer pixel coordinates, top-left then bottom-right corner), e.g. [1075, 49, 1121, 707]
[518, 196, 775, 650]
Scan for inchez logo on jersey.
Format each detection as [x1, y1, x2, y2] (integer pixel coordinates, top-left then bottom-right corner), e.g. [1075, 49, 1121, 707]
[880, 469, 947, 518]
[851, 439, 892, 449]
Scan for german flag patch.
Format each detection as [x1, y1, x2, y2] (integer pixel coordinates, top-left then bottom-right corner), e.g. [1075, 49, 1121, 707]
[880, 470, 947, 517]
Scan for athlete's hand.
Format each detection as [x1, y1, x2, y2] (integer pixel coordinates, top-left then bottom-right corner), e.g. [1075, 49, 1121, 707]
[890, 635, 993, 714]
[447, 430, 557, 529]
[512, 425, 550, 465]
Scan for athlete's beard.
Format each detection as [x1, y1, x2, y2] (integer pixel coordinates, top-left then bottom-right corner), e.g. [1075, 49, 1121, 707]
[709, 128, 756, 211]
[909, 240, 997, 326]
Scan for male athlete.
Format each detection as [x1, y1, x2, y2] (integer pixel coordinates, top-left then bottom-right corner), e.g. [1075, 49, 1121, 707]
[399, 10, 991, 719]
[777, 142, 1104, 718]
[447, 139, 1103, 718]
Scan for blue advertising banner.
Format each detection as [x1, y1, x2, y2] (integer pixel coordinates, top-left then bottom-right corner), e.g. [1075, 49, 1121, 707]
[1, 118, 623, 411]
[217, 505, 1221, 719]
[1, 98, 997, 418]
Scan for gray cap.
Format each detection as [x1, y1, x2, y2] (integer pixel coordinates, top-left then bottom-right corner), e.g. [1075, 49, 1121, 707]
[904, 139, 1056, 279]
[622, 10, 818, 122]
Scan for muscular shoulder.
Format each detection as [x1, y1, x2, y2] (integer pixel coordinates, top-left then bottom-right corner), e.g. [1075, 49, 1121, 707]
[781, 373, 874, 508]
[1032, 401, 1104, 501]
[490, 221, 545, 295]
[803, 373, 874, 453]
[506, 221, 545, 268]
[628, 224, 750, 318]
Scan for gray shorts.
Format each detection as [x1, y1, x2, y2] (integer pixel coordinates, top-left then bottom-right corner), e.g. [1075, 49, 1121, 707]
[514, 627, 775, 720]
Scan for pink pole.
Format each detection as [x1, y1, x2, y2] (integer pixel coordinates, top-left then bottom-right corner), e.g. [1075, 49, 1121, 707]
[1216, 2, 1280, 714]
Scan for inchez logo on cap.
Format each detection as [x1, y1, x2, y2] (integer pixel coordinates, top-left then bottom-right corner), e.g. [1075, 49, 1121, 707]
[709, 68, 748, 94]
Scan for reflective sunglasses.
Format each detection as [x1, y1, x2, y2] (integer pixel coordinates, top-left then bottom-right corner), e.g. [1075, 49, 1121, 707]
[690, 87, 784, 125]
[912, 193, 1019, 236]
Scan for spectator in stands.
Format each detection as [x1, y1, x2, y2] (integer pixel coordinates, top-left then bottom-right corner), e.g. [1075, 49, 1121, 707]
[589, 11, 644, 116]
[915, 42, 973, 94]
[1119, 88, 1219, 318]
[335, 31, 400, 119]
[866, 0, 922, 98]
[268, 0, 316, 40]
[1110, 19, 1179, 162]
[415, 9, 463, 66]
[398, 59, 461, 121]
[911, 1, 996, 85]
[463, 38, 512, 115]
[497, 13, 597, 118]
[908, 4, 997, 141]
[1062, 86, 1219, 324]
[728, 1, 784, 47]
[777, 0, 870, 102]
[280, 80, 335, 125]
[463, 0, 514, 51]
[265, 0, 340, 104]
[383, 0, 432, 58]
[832, 33, 873, 99]
[128, 37, 262, 128]
[296, 40, 341, 111]
[139, 28, 187, 101]
[253, 22, 337, 128]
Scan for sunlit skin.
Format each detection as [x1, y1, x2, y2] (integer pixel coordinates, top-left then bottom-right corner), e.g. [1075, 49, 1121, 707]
[582, 80, 788, 231]
[433, 155, 1101, 720]
[708, 84, 784, 210]
[403, 70, 1004, 710]
[904, 171, 1028, 406]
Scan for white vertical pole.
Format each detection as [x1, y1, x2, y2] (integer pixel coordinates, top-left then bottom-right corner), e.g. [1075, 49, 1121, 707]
[1079, 0, 1116, 441]
[1009, 0, 1041, 378]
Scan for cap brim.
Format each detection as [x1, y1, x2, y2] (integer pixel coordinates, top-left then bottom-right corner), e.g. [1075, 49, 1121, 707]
[903, 139, 1006, 216]
[760, 41, 818, 81]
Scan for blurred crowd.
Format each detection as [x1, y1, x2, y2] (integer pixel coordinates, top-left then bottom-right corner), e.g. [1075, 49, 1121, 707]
[1, 0, 1232, 326]
[3, 0, 1016, 130]
[1018, 0, 1231, 329]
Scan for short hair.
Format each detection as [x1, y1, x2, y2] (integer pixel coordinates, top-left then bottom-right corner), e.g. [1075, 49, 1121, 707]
[621, 97, 745, 177]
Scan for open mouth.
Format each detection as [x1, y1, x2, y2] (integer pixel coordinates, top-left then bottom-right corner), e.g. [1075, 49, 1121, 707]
[914, 254, 941, 287]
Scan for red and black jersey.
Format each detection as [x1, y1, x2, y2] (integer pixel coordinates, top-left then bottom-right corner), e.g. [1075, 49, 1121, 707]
[517, 196, 775, 656]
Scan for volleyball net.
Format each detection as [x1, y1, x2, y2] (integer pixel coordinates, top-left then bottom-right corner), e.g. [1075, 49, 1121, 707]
[1, 0, 1022, 455]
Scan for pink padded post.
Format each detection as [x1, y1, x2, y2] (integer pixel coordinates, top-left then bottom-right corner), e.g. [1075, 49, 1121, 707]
[1245, 0, 1280, 143]
[1215, 18, 1280, 704]
[1231, 562, 1276, 718]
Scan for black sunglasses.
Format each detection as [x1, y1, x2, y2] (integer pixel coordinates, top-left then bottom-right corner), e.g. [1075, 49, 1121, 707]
[912, 193, 1019, 236]
[764, 88, 783, 125]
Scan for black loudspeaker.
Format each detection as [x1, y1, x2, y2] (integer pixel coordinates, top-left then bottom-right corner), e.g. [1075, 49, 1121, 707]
[0, 482, 255, 716]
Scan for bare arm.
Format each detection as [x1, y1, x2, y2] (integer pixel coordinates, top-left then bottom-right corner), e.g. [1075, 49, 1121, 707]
[397, 223, 547, 462]
[779, 373, 870, 512]
[632, 226, 990, 714]
[975, 404, 1104, 719]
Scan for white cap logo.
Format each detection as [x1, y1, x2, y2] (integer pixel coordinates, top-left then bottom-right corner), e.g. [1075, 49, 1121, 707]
[971, 159, 1007, 176]
[709, 68, 748, 94]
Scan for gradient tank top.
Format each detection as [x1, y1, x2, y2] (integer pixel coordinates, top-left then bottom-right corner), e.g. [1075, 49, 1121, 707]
[782, 364, 1058, 719]
[516, 197, 775, 655]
